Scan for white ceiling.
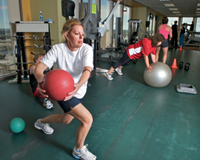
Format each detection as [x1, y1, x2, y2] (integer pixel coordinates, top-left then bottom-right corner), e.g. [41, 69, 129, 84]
[132, 0, 200, 17]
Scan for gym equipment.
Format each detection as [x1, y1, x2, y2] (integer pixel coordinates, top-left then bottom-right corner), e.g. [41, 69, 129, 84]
[184, 63, 190, 71]
[185, 31, 200, 47]
[62, 0, 75, 20]
[10, 117, 25, 133]
[176, 83, 197, 94]
[98, 0, 122, 37]
[179, 62, 183, 69]
[41, 69, 74, 101]
[144, 62, 172, 88]
[9, 21, 53, 83]
[128, 19, 141, 44]
[79, 0, 122, 73]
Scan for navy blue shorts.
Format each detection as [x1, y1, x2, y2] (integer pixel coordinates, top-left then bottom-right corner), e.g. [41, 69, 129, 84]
[160, 40, 168, 48]
[58, 97, 83, 113]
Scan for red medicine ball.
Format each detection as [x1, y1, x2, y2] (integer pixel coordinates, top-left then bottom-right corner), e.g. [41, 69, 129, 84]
[40, 69, 74, 101]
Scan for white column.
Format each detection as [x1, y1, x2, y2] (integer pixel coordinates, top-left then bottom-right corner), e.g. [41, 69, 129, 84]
[75, 0, 81, 19]
[109, 1, 113, 47]
[120, 4, 123, 35]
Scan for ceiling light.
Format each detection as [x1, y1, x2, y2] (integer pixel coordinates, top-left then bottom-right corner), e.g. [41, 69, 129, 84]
[169, 8, 178, 10]
[173, 11, 180, 13]
[197, 8, 200, 10]
[164, 4, 175, 7]
[197, 3, 200, 6]
[176, 14, 182, 15]
[159, 0, 170, 1]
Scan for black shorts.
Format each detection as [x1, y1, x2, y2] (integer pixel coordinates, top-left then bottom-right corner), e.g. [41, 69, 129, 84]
[58, 97, 83, 113]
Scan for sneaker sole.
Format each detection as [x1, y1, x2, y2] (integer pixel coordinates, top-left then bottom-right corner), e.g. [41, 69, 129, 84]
[72, 153, 81, 159]
[34, 123, 53, 135]
[43, 104, 53, 109]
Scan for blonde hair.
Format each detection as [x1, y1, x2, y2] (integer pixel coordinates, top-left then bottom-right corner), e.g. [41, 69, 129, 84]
[61, 18, 85, 41]
[33, 53, 45, 62]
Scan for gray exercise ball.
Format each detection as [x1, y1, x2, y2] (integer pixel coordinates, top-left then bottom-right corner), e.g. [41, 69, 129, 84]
[144, 62, 172, 87]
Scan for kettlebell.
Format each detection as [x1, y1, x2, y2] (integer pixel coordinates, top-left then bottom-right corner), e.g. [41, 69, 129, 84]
[179, 62, 183, 69]
[184, 63, 190, 71]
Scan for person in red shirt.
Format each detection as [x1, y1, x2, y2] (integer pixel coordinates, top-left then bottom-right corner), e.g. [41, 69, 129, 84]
[104, 33, 165, 80]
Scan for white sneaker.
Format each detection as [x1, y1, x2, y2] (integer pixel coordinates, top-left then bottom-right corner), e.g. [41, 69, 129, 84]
[43, 98, 53, 109]
[104, 72, 113, 80]
[115, 68, 123, 75]
[34, 119, 54, 135]
[72, 144, 97, 160]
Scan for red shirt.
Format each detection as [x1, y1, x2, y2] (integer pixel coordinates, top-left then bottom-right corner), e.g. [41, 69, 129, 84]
[126, 38, 156, 60]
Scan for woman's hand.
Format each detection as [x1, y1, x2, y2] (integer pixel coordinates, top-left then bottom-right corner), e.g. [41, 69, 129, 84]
[147, 66, 153, 72]
[38, 82, 49, 98]
[63, 83, 79, 101]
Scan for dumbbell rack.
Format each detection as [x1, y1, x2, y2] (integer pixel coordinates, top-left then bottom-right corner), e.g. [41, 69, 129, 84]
[9, 21, 52, 83]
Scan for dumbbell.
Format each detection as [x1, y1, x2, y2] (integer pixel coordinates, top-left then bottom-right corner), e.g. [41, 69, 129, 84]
[184, 63, 190, 71]
[179, 62, 183, 69]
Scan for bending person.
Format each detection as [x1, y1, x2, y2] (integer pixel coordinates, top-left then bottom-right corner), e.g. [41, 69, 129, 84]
[29, 53, 53, 109]
[104, 33, 165, 80]
[155, 17, 172, 63]
[34, 19, 96, 160]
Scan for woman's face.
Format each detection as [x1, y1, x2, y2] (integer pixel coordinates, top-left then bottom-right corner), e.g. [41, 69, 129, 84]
[36, 56, 44, 65]
[65, 25, 84, 51]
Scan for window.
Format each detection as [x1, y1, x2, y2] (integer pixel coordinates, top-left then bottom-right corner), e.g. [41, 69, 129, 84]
[168, 17, 179, 27]
[182, 17, 193, 30]
[196, 17, 200, 32]
[112, 3, 121, 48]
[149, 14, 156, 36]
[100, 0, 110, 49]
[0, 0, 15, 78]
[123, 6, 130, 43]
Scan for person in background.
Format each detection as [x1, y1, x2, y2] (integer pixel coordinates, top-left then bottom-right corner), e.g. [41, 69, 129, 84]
[185, 21, 194, 41]
[104, 33, 165, 81]
[155, 17, 172, 63]
[171, 21, 178, 48]
[29, 53, 53, 109]
[179, 23, 186, 49]
[189, 21, 194, 32]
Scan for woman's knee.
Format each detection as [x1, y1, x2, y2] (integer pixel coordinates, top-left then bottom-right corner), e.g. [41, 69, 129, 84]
[60, 114, 74, 124]
[82, 114, 93, 128]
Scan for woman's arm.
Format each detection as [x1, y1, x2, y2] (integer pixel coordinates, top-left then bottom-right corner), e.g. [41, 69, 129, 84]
[35, 62, 48, 83]
[64, 66, 92, 101]
[143, 55, 153, 72]
[151, 53, 156, 63]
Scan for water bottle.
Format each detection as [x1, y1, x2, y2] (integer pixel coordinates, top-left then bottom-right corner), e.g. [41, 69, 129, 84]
[39, 11, 43, 21]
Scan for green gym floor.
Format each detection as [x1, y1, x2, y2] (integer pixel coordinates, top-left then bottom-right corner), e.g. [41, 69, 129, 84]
[1, 48, 200, 160]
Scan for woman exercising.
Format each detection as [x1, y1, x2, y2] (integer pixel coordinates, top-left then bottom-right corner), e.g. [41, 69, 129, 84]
[34, 19, 96, 160]
[104, 33, 165, 80]
[29, 53, 53, 109]
[155, 17, 172, 63]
